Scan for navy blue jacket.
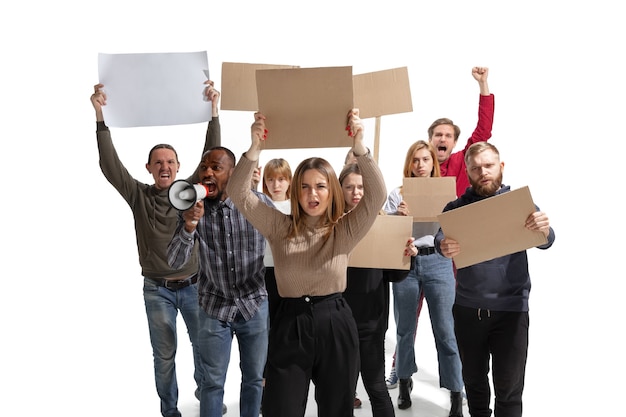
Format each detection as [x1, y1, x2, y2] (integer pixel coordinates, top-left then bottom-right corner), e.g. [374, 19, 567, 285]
[435, 185, 555, 312]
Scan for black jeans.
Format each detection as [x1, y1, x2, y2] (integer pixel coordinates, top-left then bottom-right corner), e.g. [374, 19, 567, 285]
[453, 304, 529, 417]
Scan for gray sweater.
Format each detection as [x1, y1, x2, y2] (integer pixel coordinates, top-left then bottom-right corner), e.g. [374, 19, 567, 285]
[96, 117, 220, 278]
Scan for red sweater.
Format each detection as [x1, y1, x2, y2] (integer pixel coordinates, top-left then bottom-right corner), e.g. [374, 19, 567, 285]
[439, 94, 495, 197]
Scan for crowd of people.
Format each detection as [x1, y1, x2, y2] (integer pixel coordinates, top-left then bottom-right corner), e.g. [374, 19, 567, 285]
[92, 66, 555, 417]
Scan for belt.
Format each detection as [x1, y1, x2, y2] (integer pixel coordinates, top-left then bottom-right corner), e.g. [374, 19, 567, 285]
[283, 293, 342, 305]
[301, 293, 341, 304]
[416, 246, 436, 256]
[148, 275, 198, 290]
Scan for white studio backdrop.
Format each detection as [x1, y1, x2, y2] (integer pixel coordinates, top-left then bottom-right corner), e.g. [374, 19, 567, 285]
[1, 1, 624, 415]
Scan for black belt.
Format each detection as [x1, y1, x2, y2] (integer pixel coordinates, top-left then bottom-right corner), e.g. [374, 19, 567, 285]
[416, 247, 436, 256]
[301, 293, 341, 304]
[148, 275, 198, 290]
[283, 293, 342, 305]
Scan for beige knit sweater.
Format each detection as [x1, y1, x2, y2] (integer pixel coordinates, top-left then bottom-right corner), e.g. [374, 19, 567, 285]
[227, 153, 387, 297]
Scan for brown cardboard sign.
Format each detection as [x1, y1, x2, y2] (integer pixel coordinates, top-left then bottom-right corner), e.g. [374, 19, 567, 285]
[256, 66, 354, 150]
[436, 186, 548, 269]
[401, 177, 457, 222]
[220, 62, 299, 111]
[353, 67, 413, 119]
[348, 215, 413, 270]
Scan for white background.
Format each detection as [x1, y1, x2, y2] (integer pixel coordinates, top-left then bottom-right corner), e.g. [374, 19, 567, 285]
[1, 1, 623, 415]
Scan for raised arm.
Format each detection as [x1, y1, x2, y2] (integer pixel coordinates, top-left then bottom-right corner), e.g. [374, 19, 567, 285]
[464, 67, 495, 150]
[342, 109, 387, 241]
[91, 83, 136, 201]
[346, 108, 368, 157]
[91, 83, 106, 122]
[226, 113, 281, 238]
[189, 81, 222, 183]
[348, 109, 386, 210]
[202, 80, 221, 152]
[472, 67, 490, 96]
[244, 112, 267, 162]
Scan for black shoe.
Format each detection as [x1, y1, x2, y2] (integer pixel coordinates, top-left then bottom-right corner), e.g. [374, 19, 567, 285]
[449, 391, 463, 417]
[397, 378, 413, 410]
[222, 403, 227, 415]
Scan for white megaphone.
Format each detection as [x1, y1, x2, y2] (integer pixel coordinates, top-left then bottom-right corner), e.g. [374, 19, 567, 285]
[168, 180, 209, 211]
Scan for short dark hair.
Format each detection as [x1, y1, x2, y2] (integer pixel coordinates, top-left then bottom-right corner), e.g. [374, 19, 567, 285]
[202, 146, 236, 166]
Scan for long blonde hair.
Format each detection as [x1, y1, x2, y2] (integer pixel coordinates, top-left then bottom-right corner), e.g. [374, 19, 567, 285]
[403, 140, 441, 178]
[288, 157, 345, 239]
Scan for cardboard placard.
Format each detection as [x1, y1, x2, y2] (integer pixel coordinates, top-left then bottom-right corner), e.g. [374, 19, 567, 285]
[220, 62, 299, 111]
[97, 51, 210, 128]
[402, 177, 457, 222]
[437, 186, 548, 269]
[348, 215, 413, 270]
[256, 66, 354, 150]
[353, 67, 413, 119]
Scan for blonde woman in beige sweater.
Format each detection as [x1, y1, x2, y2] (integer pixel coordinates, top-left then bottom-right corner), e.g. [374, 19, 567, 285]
[226, 109, 386, 417]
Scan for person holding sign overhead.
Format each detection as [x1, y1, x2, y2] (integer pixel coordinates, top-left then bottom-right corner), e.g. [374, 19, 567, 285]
[91, 81, 228, 416]
[383, 140, 465, 415]
[226, 109, 386, 417]
[436, 142, 555, 417]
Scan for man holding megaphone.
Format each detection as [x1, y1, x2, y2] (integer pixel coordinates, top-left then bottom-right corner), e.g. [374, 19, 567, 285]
[91, 80, 228, 416]
[167, 145, 274, 417]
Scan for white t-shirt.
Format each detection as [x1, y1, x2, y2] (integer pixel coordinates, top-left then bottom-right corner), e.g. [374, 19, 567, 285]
[264, 199, 291, 267]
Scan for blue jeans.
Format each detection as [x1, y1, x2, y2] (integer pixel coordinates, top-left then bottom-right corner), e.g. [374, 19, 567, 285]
[143, 278, 202, 417]
[392, 252, 463, 391]
[198, 299, 268, 417]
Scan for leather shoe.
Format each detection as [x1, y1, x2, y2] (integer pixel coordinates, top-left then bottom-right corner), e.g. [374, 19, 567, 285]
[397, 378, 413, 409]
[449, 391, 463, 417]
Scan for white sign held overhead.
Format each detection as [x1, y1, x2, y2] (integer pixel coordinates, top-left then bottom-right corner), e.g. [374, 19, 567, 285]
[98, 51, 210, 128]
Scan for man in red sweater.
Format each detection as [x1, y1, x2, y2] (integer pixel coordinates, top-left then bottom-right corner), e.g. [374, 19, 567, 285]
[429, 66, 494, 197]
[386, 67, 495, 393]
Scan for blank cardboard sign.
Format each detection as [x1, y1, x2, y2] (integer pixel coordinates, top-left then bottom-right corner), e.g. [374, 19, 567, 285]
[220, 62, 299, 111]
[402, 177, 457, 222]
[353, 67, 413, 119]
[348, 215, 413, 270]
[437, 186, 547, 269]
[256, 66, 354, 150]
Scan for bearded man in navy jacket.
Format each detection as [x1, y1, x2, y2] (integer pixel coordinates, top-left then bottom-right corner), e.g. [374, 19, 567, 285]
[435, 142, 555, 417]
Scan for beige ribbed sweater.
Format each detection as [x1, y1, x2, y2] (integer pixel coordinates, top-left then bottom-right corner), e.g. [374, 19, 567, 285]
[227, 154, 387, 297]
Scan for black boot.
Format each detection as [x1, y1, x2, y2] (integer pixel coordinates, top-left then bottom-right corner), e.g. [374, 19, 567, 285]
[449, 391, 463, 417]
[397, 378, 413, 410]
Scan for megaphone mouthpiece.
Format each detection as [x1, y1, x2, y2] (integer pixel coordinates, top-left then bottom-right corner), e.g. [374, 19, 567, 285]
[178, 189, 195, 200]
[168, 180, 209, 211]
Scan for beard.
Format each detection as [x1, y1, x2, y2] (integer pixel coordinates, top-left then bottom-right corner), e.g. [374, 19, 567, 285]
[470, 171, 503, 197]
